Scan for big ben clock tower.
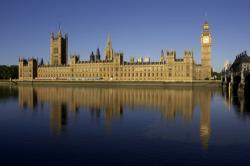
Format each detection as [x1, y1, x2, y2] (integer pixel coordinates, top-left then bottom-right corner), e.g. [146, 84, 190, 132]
[201, 21, 212, 79]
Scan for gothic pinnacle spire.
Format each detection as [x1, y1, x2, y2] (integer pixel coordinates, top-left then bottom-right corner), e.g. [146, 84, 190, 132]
[58, 23, 62, 36]
[161, 49, 164, 56]
[203, 20, 209, 31]
[107, 33, 112, 47]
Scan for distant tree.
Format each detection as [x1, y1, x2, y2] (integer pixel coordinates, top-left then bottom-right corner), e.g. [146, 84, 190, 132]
[212, 71, 221, 80]
[0, 65, 18, 79]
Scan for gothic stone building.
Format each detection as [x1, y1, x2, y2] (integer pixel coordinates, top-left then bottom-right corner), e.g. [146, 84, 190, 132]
[18, 22, 212, 81]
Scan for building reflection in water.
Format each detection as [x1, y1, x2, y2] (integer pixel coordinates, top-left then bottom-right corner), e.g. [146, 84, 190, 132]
[50, 103, 67, 135]
[222, 87, 250, 118]
[18, 86, 216, 148]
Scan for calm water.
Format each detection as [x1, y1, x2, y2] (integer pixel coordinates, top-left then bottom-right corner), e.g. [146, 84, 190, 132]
[0, 85, 250, 165]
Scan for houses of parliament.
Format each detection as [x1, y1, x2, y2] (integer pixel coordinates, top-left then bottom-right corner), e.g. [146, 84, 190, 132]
[18, 21, 212, 81]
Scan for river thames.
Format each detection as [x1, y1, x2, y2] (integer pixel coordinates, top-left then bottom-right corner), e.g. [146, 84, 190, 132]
[0, 85, 250, 165]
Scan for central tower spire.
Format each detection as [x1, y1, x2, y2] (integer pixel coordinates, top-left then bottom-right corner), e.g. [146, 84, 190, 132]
[105, 33, 114, 61]
[108, 33, 112, 47]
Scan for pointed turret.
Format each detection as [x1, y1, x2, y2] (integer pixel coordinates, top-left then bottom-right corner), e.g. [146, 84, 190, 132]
[39, 58, 44, 66]
[107, 33, 112, 47]
[160, 49, 165, 63]
[58, 30, 62, 37]
[50, 32, 54, 38]
[105, 33, 114, 61]
[90, 51, 95, 62]
[95, 48, 101, 61]
[161, 49, 164, 56]
[58, 24, 62, 36]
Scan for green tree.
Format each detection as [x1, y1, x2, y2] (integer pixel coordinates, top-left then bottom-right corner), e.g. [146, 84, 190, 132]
[0, 65, 18, 79]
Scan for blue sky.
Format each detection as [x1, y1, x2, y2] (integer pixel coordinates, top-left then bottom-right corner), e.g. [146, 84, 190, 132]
[0, 0, 250, 71]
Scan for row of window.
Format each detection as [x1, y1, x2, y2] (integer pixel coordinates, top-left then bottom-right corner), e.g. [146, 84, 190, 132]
[39, 66, 190, 73]
[38, 72, 191, 78]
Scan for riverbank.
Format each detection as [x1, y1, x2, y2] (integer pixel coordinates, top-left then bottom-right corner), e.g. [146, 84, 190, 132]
[0, 79, 12, 85]
[8, 80, 222, 88]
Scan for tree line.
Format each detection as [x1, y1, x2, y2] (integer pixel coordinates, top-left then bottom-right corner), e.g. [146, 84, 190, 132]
[0, 65, 18, 79]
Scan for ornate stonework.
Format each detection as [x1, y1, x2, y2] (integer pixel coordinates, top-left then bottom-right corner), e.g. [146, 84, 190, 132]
[19, 22, 212, 81]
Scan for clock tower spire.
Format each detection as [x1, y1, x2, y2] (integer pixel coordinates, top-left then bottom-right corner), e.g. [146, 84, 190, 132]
[201, 21, 212, 79]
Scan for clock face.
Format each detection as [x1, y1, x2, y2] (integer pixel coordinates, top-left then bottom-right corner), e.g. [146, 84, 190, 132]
[203, 36, 209, 44]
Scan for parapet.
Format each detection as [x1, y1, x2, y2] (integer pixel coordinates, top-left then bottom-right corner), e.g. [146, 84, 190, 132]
[166, 50, 176, 57]
[184, 50, 194, 57]
[19, 57, 37, 65]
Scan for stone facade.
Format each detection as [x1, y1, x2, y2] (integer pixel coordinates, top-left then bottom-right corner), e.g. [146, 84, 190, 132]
[201, 21, 212, 79]
[18, 58, 37, 81]
[19, 22, 212, 81]
[50, 31, 68, 65]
